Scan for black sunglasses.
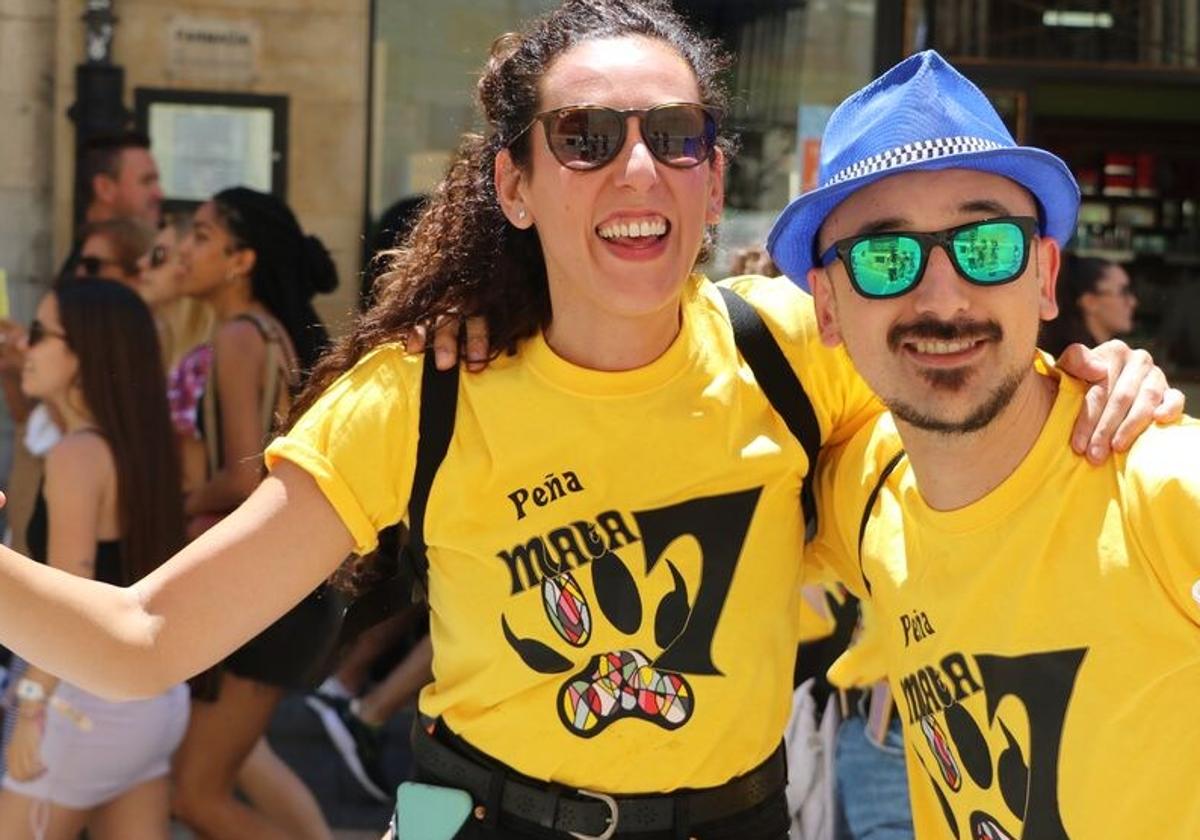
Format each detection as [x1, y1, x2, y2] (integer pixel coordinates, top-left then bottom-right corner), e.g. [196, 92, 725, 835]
[78, 255, 117, 276]
[511, 103, 720, 170]
[28, 319, 67, 347]
[820, 216, 1039, 299]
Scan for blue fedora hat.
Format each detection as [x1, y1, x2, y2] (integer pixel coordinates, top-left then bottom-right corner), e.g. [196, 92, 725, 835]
[767, 50, 1080, 290]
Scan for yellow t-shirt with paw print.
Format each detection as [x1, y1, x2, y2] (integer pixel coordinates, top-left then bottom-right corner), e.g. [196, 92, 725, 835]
[811, 367, 1200, 839]
[266, 273, 880, 793]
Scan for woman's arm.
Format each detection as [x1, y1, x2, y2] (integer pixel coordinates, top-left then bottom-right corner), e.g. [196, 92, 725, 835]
[0, 460, 355, 700]
[185, 320, 271, 516]
[6, 434, 106, 780]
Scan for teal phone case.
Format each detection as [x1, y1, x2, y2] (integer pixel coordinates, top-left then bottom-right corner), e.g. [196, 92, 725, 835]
[394, 781, 473, 840]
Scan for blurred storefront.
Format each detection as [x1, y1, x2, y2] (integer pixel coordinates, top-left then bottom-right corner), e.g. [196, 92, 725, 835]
[887, 0, 1200, 381]
[0, 0, 371, 332]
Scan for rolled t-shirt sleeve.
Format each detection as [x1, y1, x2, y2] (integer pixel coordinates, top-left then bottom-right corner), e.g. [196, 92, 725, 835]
[265, 344, 422, 555]
[809, 435, 870, 600]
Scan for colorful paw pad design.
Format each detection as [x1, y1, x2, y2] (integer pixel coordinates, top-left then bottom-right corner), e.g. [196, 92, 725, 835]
[558, 649, 692, 737]
[543, 572, 591, 646]
[921, 714, 962, 791]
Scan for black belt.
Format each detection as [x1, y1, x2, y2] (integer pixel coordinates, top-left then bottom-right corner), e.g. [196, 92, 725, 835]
[411, 723, 786, 839]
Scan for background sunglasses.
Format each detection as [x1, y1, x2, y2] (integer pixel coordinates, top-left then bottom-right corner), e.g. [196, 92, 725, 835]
[78, 255, 119, 276]
[28, 319, 67, 347]
[515, 103, 719, 170]
[820, 216, 1038, 299]
[148, 244, 169, 269]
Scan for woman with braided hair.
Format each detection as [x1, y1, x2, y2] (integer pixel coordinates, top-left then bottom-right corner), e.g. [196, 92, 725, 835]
[170, 187, 338, 840]
[0, 3, 1177, 839]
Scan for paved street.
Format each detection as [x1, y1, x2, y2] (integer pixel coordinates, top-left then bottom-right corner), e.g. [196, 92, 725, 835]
[170, 695, 414, 839]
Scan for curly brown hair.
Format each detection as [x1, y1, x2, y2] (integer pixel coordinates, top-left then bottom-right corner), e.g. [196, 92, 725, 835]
[288, 0, 733, 427]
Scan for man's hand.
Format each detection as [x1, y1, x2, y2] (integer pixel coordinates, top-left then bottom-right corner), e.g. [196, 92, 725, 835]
[403, 316, 490, 372]
[1057, 341, 1185, 464]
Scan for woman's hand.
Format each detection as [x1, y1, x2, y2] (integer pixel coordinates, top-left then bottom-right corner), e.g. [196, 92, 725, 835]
[5, 706, 46, 782]
[1057, 340, 1185, 464]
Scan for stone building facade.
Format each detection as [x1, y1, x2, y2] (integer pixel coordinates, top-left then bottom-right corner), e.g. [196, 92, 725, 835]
[0, 0, 58, 323]
[1, 0, 370, 329]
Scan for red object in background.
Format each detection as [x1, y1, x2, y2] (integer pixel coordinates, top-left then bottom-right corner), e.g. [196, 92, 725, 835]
[1104, 152, 1135, 196]
[801, 138, 821, 193]
[1136, 153, 1157, 197]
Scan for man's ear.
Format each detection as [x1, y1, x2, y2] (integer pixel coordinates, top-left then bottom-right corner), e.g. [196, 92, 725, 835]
[1036, 236, 1061, 322]
[810, 266, 844, 348]
[494, 148, 533, 229]
[705, 148, 726, 225]
[92, 173, 118, 208]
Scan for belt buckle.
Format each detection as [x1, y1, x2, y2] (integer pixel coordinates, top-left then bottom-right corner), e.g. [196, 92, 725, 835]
[568, 789, 619, 840]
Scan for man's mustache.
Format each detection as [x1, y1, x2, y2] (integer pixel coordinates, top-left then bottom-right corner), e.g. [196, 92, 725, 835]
[887, 317, 1003, 352]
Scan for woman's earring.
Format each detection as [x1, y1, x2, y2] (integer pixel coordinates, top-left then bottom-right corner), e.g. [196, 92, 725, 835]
[517, 208, 527, 221]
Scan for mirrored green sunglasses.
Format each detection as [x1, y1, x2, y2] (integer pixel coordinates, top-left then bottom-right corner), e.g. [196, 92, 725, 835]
[819, 216, 1038, 299]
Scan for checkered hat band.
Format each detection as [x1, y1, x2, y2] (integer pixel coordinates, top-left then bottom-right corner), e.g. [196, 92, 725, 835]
[824, 136, 1006, 187]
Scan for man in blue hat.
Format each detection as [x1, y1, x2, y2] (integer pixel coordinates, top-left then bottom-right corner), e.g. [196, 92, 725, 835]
[769, 50, 1200, 839]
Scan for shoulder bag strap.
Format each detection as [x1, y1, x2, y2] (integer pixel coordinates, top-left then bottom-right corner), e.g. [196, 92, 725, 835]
[203, 315, 286, 476]
[717, 285, 823, 534]
[405, 351, 460, 594]
[231, 313, 289, 437]
[202, 350, 221, 477]
[856, 449, 907, 596]
[326, 351, 460, 649]
[259, 338, 283, 437]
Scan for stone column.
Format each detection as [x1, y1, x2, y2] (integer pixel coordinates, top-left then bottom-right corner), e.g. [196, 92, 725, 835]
[0, 0, 58, 544]
[0, 0, 58, 316]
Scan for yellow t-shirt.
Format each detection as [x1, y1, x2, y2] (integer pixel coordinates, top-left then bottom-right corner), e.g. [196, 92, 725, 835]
[826, 598, 888, 691]
[267, 273, 879, 792]
[811, 367, 1200, 839]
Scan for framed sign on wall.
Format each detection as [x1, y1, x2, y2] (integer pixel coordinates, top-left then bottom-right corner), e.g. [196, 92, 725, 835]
[134, 88, 288, 213]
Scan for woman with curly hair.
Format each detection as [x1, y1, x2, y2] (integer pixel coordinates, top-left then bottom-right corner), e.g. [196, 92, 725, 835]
[0, 3, 1174, 839]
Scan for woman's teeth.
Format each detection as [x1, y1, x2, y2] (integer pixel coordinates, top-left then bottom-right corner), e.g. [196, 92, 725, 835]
[598, 218, 668, 240]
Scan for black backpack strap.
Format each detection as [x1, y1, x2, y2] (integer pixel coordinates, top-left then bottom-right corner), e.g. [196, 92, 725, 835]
[855, 449, 907, 596]
[717, 285, 823, 532]
[318, 352, 458, 676]
[405, 351, 460, 592]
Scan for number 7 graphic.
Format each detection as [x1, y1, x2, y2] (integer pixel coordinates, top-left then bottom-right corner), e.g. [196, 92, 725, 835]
[635, 487, 762, 676]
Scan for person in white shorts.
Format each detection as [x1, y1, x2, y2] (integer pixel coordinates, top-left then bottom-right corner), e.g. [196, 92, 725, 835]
[0, 279, 189, 839]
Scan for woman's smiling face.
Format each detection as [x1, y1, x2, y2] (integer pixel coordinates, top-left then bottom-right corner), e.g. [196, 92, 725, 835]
[503, 35, 724, 325]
